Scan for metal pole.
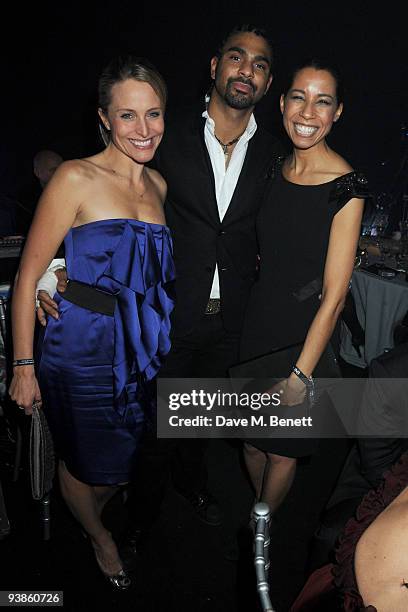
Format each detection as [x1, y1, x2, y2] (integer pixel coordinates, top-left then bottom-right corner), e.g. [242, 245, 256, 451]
[41, 493, 51, 541]
[12, 426, 22, 483]
[0, 298, 6, 341]
[0, 480, 10, 539]
[253, 502, 276, 612]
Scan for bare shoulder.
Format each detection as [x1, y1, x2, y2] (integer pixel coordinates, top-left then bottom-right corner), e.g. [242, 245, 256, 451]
[312, 152, 354, 184]
[355, 494, 408, 610]
[146, 167, 167, 202]
[49, 159, 97, 187]
[36, 159, 98, 222]
[327, 152, 354, 179]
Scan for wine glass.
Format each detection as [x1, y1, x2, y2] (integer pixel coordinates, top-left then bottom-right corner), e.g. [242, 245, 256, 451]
[400, 247, 408, 273]
[380, 243, 390, 266]
[361, 248, 370, 267]
[396, 252, 406, 271]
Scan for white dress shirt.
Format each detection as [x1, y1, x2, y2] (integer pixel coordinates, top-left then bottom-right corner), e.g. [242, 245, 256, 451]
[202, 109, 257, 299]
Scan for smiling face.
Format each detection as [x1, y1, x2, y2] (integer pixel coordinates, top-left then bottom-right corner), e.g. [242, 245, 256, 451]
[98, 78, 164, 163]
[280, 67, 343, 150]
[210, 31, 273, 110]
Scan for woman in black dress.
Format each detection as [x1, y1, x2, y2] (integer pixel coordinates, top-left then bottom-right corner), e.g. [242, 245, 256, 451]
[240, 60, 368, 513]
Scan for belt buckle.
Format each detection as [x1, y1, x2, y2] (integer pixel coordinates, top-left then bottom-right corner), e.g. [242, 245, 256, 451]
[205, 299, 221, 315]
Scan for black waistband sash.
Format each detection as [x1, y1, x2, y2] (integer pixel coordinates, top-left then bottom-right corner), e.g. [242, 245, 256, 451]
[60, 280, 116, 316]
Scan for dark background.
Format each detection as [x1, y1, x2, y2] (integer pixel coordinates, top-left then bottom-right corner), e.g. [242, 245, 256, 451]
[2, 1, 408, 220]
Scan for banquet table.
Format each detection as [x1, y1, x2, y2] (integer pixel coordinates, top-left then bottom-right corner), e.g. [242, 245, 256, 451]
[340, 268, 408, 368]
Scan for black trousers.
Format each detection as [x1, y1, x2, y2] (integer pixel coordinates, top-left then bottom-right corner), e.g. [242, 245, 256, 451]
[127, 313, 241, 527]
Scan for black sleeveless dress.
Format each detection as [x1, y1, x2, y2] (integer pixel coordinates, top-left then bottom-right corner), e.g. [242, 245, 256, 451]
[240, 157, 369, 455]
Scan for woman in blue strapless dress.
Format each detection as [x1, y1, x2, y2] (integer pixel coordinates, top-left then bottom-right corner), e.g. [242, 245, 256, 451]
[9, 56, 174, 589]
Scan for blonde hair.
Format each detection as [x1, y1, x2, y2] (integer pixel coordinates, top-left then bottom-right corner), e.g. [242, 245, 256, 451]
[98, 55, 167, 145]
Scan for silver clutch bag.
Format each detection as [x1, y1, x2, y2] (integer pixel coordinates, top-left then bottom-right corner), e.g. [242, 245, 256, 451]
[30, 406, 55, 501]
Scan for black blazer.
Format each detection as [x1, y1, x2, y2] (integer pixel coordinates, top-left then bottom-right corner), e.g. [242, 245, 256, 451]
[155, 107, 283, 337]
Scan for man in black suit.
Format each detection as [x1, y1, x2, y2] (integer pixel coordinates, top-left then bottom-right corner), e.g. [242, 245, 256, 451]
[37, 25, 283, 528]
[143, 24, 283, 525]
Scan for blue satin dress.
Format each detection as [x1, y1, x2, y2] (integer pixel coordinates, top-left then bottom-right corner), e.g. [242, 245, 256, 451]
[38, 219, 175, 485]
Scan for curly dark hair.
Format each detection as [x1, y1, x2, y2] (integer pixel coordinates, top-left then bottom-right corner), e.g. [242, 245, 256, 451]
[215, 24, 273, 67]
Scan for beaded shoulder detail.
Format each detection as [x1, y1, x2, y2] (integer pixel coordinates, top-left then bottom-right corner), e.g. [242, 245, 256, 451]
[330, 171, 370, 199]
[265, 155, 286, 180]
[329, 171, 370, 212]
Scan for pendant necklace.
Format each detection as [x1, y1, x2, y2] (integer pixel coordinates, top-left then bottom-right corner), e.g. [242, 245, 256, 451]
[214, 130, 245, 157]
[109, 168, 146, 198]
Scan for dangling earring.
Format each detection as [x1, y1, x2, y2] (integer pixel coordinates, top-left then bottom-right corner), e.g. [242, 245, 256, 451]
[204, 84, 214, 108]
[98, 123, 111, 146]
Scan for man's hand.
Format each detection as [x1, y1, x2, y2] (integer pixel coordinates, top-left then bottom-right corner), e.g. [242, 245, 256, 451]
[36, 268, 68, 326]
[55, 268, 68, 292]
[37, 291, 58, 325]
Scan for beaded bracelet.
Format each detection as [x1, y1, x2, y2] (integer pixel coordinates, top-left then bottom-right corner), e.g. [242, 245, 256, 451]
[292, 365, 315, 406]
[13, 358, 35, 367]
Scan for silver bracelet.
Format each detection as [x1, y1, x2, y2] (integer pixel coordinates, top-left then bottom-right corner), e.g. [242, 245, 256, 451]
[13, 358, 35, 367]
[292, 365, 315, 406]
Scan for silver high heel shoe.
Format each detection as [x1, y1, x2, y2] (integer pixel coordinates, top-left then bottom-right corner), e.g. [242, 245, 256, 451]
[92, 541, 132, 591]
[103, 568, 131, 591]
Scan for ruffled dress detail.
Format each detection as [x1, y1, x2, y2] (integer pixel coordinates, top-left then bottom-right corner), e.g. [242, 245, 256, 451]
[101, 220, 175, 417]
[39, 218, 175, 484]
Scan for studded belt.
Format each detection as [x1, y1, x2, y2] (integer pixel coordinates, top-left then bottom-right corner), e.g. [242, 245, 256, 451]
[205, 298, 221, 315]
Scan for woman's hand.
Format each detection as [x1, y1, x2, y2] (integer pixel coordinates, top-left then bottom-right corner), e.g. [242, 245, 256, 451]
[268, 375, 307, 407]
[9, 367, 42, 415]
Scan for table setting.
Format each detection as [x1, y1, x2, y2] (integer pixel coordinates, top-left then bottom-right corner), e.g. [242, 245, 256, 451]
[340, 236, 408, 368]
